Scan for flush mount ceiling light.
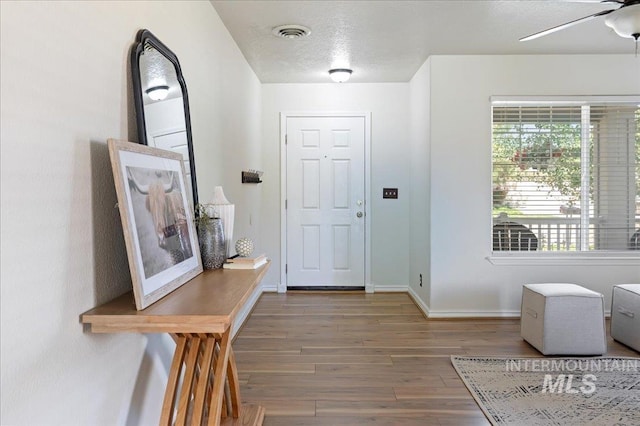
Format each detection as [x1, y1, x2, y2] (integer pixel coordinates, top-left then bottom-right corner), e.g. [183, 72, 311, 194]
[145, 85, 169, 101]
[329, 68, 352, 83]
[272, 24, 311, 39]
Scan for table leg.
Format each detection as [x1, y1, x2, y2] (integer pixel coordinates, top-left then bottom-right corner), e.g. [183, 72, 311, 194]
[191, 335, 216, 425]
[207, 329, 231, 426]
[159, 330, 259, 426]
[160, 335, 187, 426]
[226, 347, 241, 418]
[176, 336, 202, 424]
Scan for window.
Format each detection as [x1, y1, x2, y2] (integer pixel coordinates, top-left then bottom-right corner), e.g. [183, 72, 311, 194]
[491, 97, 640, 253]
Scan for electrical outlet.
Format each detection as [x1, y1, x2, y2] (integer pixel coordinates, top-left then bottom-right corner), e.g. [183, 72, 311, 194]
[383, 188, 398, 199]
[419, 273, 423, 287]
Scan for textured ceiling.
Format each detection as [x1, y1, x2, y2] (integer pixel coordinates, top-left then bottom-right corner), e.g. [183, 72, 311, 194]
[210, 0, 638, 83]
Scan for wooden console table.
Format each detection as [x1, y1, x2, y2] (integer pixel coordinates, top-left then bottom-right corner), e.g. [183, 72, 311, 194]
[81, 262, 269, 426]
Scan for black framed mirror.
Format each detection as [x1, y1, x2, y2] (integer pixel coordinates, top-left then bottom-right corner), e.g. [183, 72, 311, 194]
[131, 29, 199, 210]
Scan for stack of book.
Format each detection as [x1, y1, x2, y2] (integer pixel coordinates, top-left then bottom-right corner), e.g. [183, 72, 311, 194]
[223, 253, 268, 269]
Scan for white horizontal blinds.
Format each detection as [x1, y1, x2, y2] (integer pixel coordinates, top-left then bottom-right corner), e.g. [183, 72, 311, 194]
[591, 104, 639, 250]
[492, 102, 640, 252]
[492, 105, 584, 252]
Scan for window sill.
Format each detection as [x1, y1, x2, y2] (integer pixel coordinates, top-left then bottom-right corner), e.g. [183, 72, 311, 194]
[486, 253, 640, 266]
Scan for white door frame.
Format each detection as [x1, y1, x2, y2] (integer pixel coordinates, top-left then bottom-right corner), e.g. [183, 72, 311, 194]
[279, 112, 372, 293]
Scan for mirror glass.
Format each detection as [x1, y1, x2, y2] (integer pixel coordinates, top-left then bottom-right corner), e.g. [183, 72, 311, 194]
[131, 29, 199, 209]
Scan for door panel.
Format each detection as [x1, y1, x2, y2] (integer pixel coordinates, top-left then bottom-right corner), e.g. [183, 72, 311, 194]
[286, 116, 365, 287]
[153, 131, 192, 206]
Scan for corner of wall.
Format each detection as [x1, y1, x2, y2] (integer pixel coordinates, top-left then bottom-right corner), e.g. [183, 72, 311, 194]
[407, 286, 430, 317]
[407, 54, 432, 309]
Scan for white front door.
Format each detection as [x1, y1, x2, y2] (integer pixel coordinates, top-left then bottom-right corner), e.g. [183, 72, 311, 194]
[285, 115, 366, 288]
[152, 131, 192, 206]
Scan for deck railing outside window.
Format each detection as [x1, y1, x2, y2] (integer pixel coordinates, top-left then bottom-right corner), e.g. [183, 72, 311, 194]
[495, 214, 640, 251]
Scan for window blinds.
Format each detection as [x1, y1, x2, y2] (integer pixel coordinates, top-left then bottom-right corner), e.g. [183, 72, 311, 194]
[492, 102, 639, 252]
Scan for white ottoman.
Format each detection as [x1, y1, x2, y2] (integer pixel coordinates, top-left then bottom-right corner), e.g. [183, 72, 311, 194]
[521, 283, 606, 355]
[611, 284, 640, 353]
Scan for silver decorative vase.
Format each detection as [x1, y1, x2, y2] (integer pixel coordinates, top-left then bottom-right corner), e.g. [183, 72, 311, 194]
[198, 218, 226, 269]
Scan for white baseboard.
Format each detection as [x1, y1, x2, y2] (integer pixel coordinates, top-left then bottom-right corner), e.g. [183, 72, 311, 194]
[407, 286, 430, 317]
[371, 284, 409, 292]
[427, 310, 521, 318]
[406, 287, 524, 318]
[423, 310, 611, 319]
[262, 283, 279, 292]
[230, 283, 578, 323]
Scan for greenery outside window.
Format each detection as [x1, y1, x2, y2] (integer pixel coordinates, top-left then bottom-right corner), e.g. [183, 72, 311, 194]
[491, 97, 640, 254]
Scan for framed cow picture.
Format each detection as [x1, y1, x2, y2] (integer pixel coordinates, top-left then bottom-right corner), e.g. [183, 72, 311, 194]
[108, 138, 202, 310]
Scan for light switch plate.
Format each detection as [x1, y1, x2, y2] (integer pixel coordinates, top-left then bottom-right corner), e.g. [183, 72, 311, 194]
[383, 188, 398, 199]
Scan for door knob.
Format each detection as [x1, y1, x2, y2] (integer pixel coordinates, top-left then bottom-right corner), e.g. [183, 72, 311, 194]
[356, 211, 363, 218]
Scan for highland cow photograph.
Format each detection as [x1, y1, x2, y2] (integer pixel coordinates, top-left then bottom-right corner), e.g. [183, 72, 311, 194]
[126, 166, 194, 278]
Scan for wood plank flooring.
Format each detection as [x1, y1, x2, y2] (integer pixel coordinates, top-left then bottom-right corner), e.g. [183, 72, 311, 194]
[233, 292, 638, 425]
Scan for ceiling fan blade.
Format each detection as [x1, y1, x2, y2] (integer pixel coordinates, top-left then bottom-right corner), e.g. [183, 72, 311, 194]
[520, 9, 616, 41]
[555, 0, 623, 4]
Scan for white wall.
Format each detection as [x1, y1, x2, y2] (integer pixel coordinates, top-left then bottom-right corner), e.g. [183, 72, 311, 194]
[0, 1, 261, 424]
[408, 58, 432, 308]
[261, 84, 411, 291]
[426, 55, 640, 316]
[3, 4, 638, 424]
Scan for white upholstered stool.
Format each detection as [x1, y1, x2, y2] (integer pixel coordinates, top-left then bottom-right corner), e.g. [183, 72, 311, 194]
[611, 284, 640, 353]
[521, 283, 606, 355]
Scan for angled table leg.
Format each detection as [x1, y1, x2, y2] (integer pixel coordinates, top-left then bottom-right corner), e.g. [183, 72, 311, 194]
[191, 335, 217, 425]
[226, 346, 241, 418]
[176, 335, 202, 424]
[208, 329, 231, 425]
[160, 335, 188, 426]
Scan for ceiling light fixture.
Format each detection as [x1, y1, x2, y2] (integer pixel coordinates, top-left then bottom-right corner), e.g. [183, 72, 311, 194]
[272, 24, 311, 39]
[329, 68, 352, 83]
[146, 85, 169, 101]
[606, 4, 640, 55]
[604, 4, 640, 40]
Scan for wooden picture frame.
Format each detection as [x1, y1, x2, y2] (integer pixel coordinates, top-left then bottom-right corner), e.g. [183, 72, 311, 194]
[108, 138, 202, 310]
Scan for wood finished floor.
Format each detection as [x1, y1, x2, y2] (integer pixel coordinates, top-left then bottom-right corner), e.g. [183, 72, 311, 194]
[233, 292, 638, 426]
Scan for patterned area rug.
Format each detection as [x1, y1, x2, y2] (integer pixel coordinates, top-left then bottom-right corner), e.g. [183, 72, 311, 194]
[451, 356, 640, 426]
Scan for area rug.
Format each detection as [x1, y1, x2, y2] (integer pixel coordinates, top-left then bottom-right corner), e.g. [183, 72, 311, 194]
[451, 356, 640, 426]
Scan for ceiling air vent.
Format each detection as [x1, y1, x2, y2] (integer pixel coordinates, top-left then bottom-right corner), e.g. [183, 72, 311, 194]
[272, 24, 311, 39]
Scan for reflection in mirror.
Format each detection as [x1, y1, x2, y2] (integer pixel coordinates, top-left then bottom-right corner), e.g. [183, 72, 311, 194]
[131, 29, 199, 210]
